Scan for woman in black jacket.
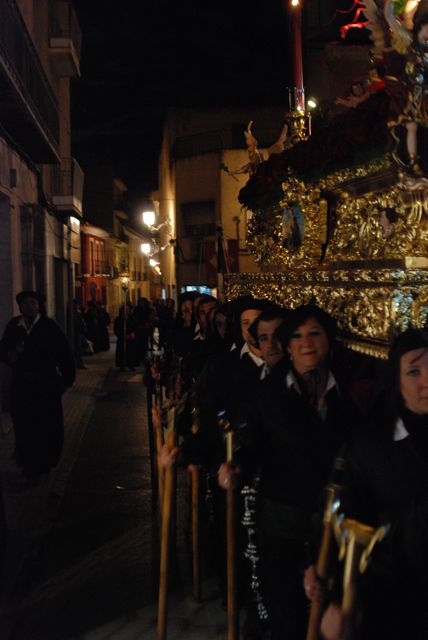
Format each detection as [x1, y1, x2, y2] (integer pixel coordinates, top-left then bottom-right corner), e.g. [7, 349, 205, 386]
[219, 304, 360, 640]
[318, 327, 428, 640]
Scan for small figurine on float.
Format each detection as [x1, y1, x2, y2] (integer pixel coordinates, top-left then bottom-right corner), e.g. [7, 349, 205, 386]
[365, 0, 428, 176]
[220, 120, 289, 179]
[379, 206, 398, 237]
[335, 79, 370, 109]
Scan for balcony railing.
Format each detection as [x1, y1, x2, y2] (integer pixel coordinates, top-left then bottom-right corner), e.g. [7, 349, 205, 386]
[49, 0, 81, 77]
[51, 157, 84, 215]
[93, 260, 108, 276]
[0, 0, 59, 161]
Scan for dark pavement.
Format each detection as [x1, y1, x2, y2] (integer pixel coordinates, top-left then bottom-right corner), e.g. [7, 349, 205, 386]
[0, 349, 228, 640]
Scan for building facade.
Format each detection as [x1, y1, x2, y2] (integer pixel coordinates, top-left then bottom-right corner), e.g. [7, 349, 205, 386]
[0, 0, 82, 338]
[155, 106, 286, 299]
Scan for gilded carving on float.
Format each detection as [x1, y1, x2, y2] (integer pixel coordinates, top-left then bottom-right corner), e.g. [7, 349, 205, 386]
[231, 1, 428, 357]
[246, 170, 329, 269]
[327, 186, 428, 262]
[246, 158, 405, 270]
[225, 269, 428, 358]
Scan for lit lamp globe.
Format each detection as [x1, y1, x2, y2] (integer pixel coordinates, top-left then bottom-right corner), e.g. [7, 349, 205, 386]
[142, 210, 156, 227]
[141, 243, 151, 255]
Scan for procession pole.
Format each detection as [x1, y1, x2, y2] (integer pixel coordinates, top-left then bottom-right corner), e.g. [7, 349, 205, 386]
[157, 408, 177, 640]
[306, 453, 346, 640]
[190, 464, 202, 601]
[219, 412, 239, 640]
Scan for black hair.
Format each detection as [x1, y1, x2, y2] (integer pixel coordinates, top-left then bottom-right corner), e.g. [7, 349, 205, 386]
[248, 306, 290, 348]
[278, 304, 337, 348]
[16, 290, 47, 316]
[413, 12, 428, 39]
[373, 327, 428, 428]
[196, 295, 218, 312]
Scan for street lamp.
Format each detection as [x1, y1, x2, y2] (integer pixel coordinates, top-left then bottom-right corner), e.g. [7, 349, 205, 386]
[141, 242, 152, 255]
[142, 210, 156, 227]
[120, 273, 130, 371]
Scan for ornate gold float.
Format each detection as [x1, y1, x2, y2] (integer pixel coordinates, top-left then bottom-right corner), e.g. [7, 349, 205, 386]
[225, 155, 428, 358]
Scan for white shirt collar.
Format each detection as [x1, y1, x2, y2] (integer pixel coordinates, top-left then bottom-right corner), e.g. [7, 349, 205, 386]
[259, 363, 270, 380]
[240, 342, 264, 367]
[286, 369, 337, 393]
[393, 417, 409, 441]
[18, 313, 41, 334]
[286, 369, 338, 418]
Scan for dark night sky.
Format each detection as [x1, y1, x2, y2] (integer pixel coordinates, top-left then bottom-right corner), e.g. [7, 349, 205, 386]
[70, 1, 366, 206]
[71, 0, 292, 204]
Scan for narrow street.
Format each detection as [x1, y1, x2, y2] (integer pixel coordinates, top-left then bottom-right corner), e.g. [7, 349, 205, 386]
[0, 350, 227, 640]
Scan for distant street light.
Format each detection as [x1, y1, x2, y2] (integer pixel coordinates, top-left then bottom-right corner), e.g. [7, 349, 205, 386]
[120, 273, 130, 371]
[120, 274, 130, 291]
[142, 210, 156, 227]
[307, 97, 318, 109]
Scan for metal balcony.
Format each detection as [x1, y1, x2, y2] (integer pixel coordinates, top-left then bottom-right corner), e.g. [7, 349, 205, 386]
[93, 260, 108, 276]
[0, 0, 60, 162]
[49, 0, 81, 77]
[51, 157, 84, 216]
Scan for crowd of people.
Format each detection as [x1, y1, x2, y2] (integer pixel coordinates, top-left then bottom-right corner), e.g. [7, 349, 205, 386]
[149, 290, 428, 640]
[73, 299, 111, 368]
[0, 288, 427, 639]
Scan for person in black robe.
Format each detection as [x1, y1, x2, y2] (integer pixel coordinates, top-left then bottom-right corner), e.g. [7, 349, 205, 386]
[113, 304, 139, 371]
[317, 328, 428, 640]
[0, 291, 75, 482]
[220, 305, 360, 640]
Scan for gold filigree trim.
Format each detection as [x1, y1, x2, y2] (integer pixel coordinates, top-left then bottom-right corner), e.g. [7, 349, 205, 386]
[224, 269, 428, 349]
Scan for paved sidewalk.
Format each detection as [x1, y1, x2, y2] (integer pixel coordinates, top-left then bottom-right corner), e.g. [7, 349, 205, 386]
[76, 578, 227, 640]
[0, 349, 114, 614]
[0, 350, 232, 640]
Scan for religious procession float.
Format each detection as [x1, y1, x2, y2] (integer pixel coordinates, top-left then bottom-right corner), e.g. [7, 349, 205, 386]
[224, 0, 428, 359]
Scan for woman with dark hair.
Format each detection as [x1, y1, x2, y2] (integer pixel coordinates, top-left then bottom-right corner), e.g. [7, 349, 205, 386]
[316, 327, 428, 640]
[219, 304, 360, 640]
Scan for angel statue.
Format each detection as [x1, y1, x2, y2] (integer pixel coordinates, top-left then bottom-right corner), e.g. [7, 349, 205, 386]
[365, 0, 428, 176]
[220, 120, 288, 179]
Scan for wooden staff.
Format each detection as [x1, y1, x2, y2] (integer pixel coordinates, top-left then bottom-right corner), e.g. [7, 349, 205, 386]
[190, 464, 201, 601]
[219, 412, 239, 640]
[187, 390, 202, 601]
[306, 453, 346, 640]
[157, 407, 177, 640]
[152, 403, 165, 506]
[339, 519, 387, 616]
[305, 486, 335, 640]
[146, 386, 158, 513]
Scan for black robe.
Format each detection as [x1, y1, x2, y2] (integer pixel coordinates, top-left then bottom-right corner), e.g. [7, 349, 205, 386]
[235, 360, 359, 640]
[340, 414, 428, 640]
[0, 315, 75, 476]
